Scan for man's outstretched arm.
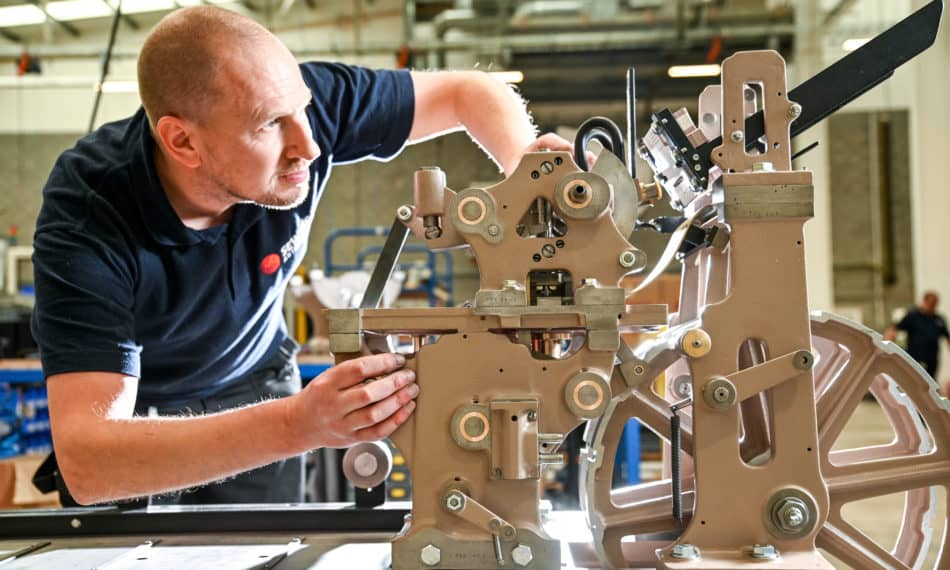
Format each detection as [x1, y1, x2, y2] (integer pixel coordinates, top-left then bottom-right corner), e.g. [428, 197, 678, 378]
[48, 353, 416, 505]
[409, 70, 575, 176]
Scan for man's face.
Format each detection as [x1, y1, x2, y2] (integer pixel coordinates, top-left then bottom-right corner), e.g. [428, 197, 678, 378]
[922, 294, 939, 314]
[195, 43, 320, 210]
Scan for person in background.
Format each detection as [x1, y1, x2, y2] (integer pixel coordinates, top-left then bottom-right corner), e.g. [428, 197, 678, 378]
[884, 291, 950, 378]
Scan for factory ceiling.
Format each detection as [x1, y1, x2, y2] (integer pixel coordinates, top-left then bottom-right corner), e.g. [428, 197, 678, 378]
[0, 0, 799, 104]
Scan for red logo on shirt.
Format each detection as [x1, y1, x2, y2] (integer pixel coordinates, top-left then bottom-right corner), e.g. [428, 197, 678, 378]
[260, 253, 281, 275]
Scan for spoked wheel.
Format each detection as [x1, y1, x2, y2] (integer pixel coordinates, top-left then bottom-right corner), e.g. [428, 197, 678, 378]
[581, 312, 950, 569]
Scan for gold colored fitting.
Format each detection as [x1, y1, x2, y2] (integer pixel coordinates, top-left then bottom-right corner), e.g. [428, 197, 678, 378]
[681, 329, 712, 358]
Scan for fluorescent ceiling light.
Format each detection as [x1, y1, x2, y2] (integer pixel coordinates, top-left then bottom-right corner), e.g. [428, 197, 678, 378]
[0, 4, 45, 27]
[489, 71, 524, 84]
[97, 80, 139, 93]
[47, 0, 111, 21]
[668, 64, 721, 79]
[842, 38, 870, 52]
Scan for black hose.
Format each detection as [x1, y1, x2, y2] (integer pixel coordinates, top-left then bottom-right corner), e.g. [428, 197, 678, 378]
[671, 412, 682, 523]
[88, 0, 123, 133]
[573, 116, 625, 172]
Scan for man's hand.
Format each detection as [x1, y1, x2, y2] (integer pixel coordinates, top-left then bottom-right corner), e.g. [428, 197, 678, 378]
[515, 132, 596, 173]
[289, 353, 417, 449]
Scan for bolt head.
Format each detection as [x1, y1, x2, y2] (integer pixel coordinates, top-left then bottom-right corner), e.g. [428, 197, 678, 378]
[396, 205, 413, 221]
[512, 544, 534, 567]
[420, 544, 442, 566]
[751, 544, 778, 559]
[671, 543, 700, 559]
[540, 161, 554, 174]
[789, 103, 803, 118]
[487, 224, 500, 236]
[730, 130, 745, 143]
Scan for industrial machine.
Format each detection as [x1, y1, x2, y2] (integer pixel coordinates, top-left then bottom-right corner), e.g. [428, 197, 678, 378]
[0, 2, 945, 569]
[329, 2, 949, 568]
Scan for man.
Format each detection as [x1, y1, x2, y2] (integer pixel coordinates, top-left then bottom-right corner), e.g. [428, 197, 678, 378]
[31, 7, 573, 505]
[885, 291, 950, 378]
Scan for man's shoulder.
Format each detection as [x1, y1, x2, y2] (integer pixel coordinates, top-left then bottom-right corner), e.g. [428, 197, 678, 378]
[41, 110, 149, 228]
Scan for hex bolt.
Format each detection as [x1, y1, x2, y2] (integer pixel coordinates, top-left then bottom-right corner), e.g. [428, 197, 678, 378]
[788, 103, 803, 118]
[420, 544, 442, 566]
[671, 543, 700, 560]
[487, 224, 500, 236]
[751, 544, 779, 560]
[619, 250, 639, 268]
[445, 491, 466, 512]
[512, 544, 534, 567]
[540, 161, 554, 175]
[396, 205, 413, 221]
[730, 130, 745, 143]
[781, 505, 805, 528]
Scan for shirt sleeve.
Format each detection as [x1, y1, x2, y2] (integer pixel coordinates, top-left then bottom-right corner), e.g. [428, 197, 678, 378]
[299, 62, 415, 164]
[895, 312, 912, 332]
[31, 191, 141, 379]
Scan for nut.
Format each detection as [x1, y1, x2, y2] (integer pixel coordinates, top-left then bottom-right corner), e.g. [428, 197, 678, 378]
[445, 491, 466, 512]
[619, 249, 641, 268]
[420, 544, 442, 566]
[512, 544, 534, 567]
[775, 497, 810, 532]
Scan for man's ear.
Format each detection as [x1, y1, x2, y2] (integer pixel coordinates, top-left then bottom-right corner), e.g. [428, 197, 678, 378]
[154, 116, 202, 169]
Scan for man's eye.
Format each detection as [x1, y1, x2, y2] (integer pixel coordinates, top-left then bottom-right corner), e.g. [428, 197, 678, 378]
[263, 118, 280, 129]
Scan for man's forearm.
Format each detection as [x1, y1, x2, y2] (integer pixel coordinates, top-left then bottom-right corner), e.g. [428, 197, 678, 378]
[56, 397, 302, 504]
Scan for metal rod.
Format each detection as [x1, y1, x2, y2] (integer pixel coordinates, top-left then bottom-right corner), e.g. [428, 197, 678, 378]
[626, 66, 637, 180]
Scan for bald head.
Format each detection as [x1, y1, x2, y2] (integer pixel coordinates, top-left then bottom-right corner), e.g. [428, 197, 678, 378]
[137, 7, 281, 129]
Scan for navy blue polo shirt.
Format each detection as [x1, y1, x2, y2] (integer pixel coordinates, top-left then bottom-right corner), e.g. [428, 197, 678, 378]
[896, 308, 949, 366]
[32, 62, 414, 407]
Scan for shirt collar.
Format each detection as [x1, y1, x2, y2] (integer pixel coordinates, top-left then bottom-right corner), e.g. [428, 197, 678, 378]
[129, 108, 232, 247]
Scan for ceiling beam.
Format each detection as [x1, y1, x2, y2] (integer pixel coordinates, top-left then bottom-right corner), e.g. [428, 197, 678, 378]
[28, 0, 81, 37]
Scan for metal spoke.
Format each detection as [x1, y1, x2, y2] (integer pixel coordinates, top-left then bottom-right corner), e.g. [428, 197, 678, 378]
[816, 351, 879, 450]
[827, 455, 950, 504]
[818, 520, 911, 569]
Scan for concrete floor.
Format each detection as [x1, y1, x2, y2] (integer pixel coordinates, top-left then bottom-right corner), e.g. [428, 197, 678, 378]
[827, 399, 947, 569]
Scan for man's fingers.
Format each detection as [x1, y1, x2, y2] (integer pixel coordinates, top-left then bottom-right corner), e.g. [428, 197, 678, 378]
[324, 353, 406, 390]
[345, 382, 419, 430]
[355, 401, 416, 441]
[339, 369, 416, 414]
